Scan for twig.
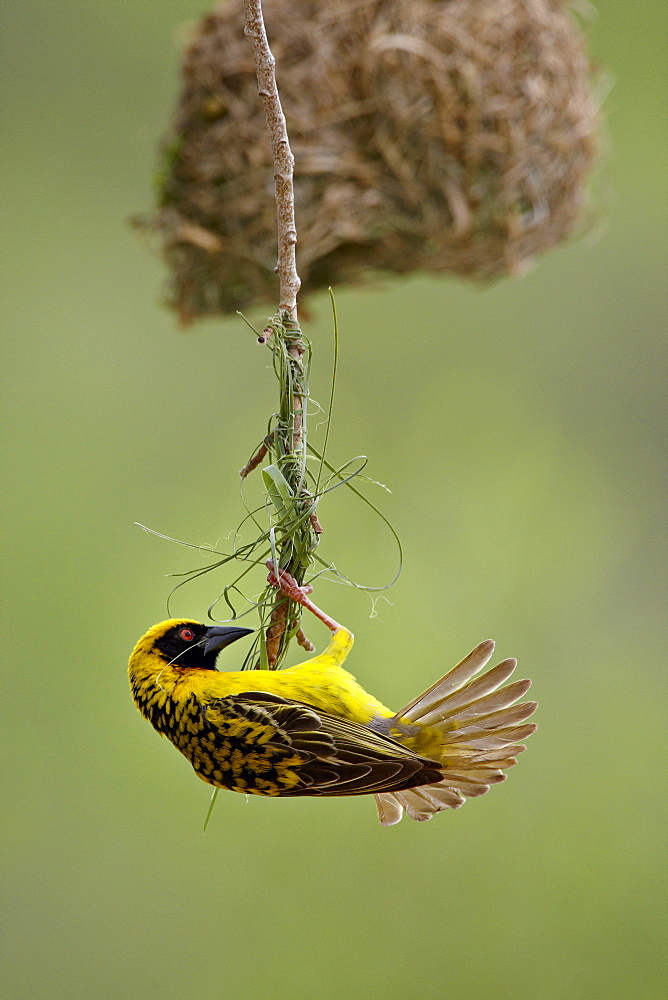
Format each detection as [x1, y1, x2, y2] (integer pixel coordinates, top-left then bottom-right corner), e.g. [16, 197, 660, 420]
[243, 0, 306, 456]
[239, 433, 274, 479]
[295, 628, 316, 653]
[242, 1, 314, 667]
[242, 0, 301, 320]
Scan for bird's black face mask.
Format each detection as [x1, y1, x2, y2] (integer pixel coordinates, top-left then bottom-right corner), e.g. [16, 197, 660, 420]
[154, 623, 253, 670]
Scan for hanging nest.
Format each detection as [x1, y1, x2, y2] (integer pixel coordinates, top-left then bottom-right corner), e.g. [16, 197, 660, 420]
[137, 0, 600, 321]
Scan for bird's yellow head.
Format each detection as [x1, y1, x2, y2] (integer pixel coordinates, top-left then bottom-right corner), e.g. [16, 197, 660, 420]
[130, 619, 254, 673]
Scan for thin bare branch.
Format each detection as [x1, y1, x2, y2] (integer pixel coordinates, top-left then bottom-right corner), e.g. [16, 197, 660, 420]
[242, 0, 301, 319]
[242, 1, 318, 667]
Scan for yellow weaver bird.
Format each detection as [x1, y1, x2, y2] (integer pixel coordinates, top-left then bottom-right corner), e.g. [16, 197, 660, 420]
[128, 564, 537, 825]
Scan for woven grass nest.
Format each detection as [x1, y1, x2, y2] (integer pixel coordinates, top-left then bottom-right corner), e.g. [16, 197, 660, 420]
[139, 0, 599, 321]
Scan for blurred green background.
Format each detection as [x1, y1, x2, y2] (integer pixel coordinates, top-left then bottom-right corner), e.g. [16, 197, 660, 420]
[2, 2, 665, 999]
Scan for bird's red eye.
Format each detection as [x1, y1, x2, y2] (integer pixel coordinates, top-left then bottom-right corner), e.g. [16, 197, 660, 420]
[179, 628, 195, 642]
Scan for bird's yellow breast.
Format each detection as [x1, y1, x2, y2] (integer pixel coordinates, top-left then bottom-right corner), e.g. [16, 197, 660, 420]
[186, 661, 390, 725]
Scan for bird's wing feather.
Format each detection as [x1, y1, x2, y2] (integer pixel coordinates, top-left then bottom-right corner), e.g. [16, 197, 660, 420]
[202, 690, 442, 797]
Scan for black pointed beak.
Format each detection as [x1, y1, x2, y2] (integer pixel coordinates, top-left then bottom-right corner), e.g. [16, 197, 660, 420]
[203, 625, 254, 656]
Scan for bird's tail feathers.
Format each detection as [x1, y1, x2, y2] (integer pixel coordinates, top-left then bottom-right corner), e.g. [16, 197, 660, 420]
[374, 640, 537, 826]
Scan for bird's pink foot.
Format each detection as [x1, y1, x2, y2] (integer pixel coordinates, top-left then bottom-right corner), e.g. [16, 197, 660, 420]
[266, 560, 341, 633]
[266, 562, 313, 600]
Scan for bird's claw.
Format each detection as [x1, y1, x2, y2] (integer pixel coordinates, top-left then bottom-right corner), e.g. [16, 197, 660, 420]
[265, 561, 342, 634]
[266, 560, 313, 602]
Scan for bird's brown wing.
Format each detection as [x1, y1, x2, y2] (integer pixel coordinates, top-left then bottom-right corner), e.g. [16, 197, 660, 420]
[201, 691, 442, 797]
